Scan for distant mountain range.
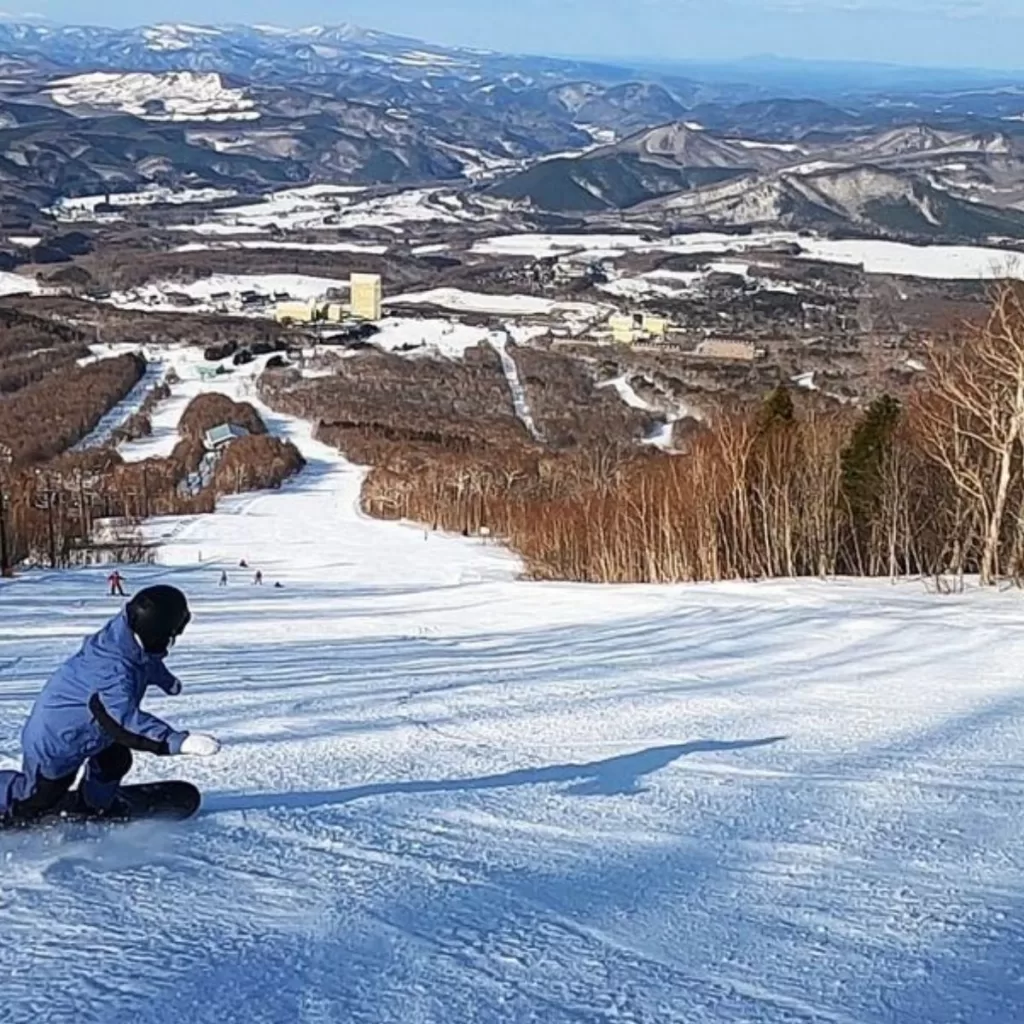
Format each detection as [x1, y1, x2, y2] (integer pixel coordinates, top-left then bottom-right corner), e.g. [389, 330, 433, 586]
[0, 20, 1023, 244]
[0, 21, 717, 209]
[489, 122, 1024, 241]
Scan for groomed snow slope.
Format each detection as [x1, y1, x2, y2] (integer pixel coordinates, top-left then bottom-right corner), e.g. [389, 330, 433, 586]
[1, 349, 1023, 1024]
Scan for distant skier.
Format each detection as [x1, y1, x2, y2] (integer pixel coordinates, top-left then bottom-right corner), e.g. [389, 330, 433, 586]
[0, 586, 221, 826]
[219, 570, 228, 587]
[107, 570, 126, 597]
[253, 570, 263, 586]
[239, 559, 248, 569]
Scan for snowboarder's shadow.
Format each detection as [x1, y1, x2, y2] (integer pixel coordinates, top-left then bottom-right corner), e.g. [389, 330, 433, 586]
[206, 736, 786, 814]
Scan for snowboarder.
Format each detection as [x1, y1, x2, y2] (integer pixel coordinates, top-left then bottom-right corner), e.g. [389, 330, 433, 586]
[219, 570, 228, 587]
[107, 570, 126, 597]
[0, 585, 221, 826]
[239, 559, 248, 569]
[254, 570, 263, 586]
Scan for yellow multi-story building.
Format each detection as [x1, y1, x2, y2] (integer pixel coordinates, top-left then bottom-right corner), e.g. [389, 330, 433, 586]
[609, 313, 639, 344]
[274, 299, 318, 324]
[643, 315, 668, 339]
[350, 272, 382, 321]
[608, 312, 670, 344]
[273, 275, 382, 326]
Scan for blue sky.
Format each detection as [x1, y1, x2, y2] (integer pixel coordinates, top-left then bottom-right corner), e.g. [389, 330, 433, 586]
[11, 1, 1024, 70]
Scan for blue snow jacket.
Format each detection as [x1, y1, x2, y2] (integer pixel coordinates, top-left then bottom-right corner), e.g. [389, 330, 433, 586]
[20, 611, 189, 781]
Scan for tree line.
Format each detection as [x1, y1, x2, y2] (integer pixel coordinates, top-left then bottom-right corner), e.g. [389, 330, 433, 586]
[2, 384, 303, 571]
[264, 283, 1024, 586]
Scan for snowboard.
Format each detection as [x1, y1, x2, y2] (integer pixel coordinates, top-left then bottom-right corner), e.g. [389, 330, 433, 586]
[24, 780, 201, 829]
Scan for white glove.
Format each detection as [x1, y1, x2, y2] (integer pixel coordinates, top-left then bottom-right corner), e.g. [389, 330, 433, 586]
[180, 733, 221, 757]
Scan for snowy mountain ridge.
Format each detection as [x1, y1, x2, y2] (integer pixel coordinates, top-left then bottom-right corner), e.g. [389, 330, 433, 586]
[0, 20, 549, 83]
[0, 18, 713, 206]
[491, 119, 1024, 240]
[1, 18, 1024, 239]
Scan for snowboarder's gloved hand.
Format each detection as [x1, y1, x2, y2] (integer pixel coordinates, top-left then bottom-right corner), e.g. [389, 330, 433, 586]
[179, 733, 221, 757]
[166, 679, 182, 696]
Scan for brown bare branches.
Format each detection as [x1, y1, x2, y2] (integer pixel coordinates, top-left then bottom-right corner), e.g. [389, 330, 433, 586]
[913, 283, 1024, 583]
[0, 353, 145, 466]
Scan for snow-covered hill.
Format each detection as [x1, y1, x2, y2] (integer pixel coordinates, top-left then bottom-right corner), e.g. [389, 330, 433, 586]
[47, 71, 259, 122]
[491, 118, 1024, 237]
[4, 18, 1024, 236]
[618, 122, 801, 171]
[1, 347, 1022, 1023]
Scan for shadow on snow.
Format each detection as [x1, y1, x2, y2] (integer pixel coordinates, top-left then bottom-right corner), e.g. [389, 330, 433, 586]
[205, 736, 787, 814]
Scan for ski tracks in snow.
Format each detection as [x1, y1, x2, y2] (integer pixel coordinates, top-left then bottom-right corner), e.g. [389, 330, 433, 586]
[1, 344, 1024, 1022]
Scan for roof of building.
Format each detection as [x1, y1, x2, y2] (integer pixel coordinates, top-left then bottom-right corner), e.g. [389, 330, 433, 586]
[204, 423, 250, 448]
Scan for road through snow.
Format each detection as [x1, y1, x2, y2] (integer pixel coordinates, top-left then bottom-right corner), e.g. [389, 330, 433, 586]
[1, 347, 1023, 1023]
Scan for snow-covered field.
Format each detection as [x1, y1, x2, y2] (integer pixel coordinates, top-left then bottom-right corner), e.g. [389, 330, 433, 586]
[599, 274, 696, 300]
[600, 263, 752, 300]
[46, 71, 259, 122]
[173, 239, 390, 255]
[796, 237, 1024, 279]
[1, 345, 1023, 1023]
[171, 186, 476, 236]
[325, 317, 498, 358]
[474, 230, 1024, 280]
[107, 273, 349, 315]
[0, 271, 41, 298]
[388, 286, 607, 321]
[49, 187, 239, 221]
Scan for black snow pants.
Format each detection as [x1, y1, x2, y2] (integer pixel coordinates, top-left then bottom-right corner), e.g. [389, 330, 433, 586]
[2, 744, 133, 824]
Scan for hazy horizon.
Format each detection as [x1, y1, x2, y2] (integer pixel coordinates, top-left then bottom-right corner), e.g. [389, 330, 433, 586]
[4, 2, 1024, 73]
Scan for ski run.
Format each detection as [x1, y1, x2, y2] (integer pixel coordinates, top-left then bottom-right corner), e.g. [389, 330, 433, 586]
[1, 346, 1023, 1024]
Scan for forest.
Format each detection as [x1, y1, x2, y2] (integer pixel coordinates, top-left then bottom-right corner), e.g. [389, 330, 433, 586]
[0, 357, 303, 569]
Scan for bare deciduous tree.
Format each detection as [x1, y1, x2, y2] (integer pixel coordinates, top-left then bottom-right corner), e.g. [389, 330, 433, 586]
[915, 284, 1024, 584]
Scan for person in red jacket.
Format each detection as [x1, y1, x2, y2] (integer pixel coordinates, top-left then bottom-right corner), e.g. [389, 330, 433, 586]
[107, 570, 126, 597]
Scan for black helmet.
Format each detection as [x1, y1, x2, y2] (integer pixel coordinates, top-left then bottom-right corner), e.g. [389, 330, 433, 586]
[126, 585, 191, 654]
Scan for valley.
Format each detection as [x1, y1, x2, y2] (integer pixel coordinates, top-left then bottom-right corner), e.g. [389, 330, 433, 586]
[0, 174, 1008, 422]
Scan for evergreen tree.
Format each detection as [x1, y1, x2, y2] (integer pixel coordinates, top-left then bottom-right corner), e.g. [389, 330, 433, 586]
[757, 384, 795, 433]
[841, 394, 901, 523]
